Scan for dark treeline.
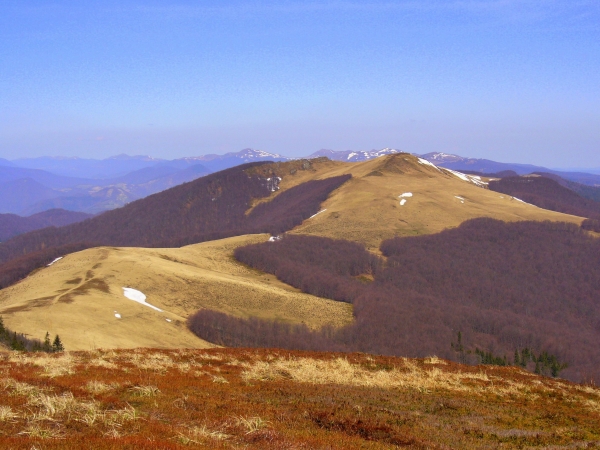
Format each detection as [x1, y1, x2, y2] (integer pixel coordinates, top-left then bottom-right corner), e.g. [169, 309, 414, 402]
[533, 172, 600, 203]
[0, 209, 91, 242]
[0, 162, 351, 288]
[189, 219, 600, 382]
[188, 310, 343, 352]
[0, 316, 64, 352]
[235, 234, 378, 302]
[489, 176, 600, 220]
[581, 218, 600, 233]
[247, 175, 351, 236]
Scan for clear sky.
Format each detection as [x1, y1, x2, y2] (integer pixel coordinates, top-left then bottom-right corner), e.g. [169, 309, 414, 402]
[1, 1, 599, 168]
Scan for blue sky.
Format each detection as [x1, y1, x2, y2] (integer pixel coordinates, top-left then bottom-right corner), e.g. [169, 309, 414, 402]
[0, 1, 599, 168]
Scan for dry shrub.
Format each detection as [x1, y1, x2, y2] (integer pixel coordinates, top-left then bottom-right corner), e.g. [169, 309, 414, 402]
[177, 424, 231, 445]
[0, 405, 18, 422]
[85, 380, 118, 394]
[424, 356, 447, 365]
[241, 356, 600, 409]
[2, 378, 46, 397]
[235, 416, 271, 434]
[19, 423, 64, 439]
[129, 385, 160, 397]
[9, 352, 74, 378]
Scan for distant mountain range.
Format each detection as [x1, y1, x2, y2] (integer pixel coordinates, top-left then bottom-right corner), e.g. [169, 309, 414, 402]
[2, 148, 600, 217]
[417, 152, 600, 186]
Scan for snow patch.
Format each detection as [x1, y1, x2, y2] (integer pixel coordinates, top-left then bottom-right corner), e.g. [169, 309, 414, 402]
[417, 158, 441, 171]
[347, 152, 357, 160]
[268, 235, 282, 242]
[122, 287, 162, 312]
[400, 199, 407, 206]
[455, 196, 465, 204]
[165, 318, 172, 322]
[114, 313, 121, 319]
[47, 257, 63, 266]
[399, 192, 413, 198]
[308, 209, 327, 219]
[511, 196, 536, 207]
[444, 168, 488, 187]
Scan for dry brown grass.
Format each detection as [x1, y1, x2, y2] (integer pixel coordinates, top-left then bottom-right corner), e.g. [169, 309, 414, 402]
[253, 154, 584, 250]
[0, 234, 352, 351]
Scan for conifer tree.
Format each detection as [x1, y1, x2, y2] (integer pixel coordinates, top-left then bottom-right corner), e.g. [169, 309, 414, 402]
[52, 335, 64, 352]
[43, 332, 51, 352]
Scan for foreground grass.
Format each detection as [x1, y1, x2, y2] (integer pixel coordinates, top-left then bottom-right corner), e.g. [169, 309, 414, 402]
[0, 349, 598, 449]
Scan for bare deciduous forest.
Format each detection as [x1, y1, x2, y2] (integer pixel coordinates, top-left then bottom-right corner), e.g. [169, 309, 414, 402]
[0, 164, 351, 288]
[489, 176, 600, 220]
[190, 219, 600, 382]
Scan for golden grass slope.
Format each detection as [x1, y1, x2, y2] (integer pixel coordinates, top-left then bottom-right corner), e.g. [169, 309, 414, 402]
[0, 235, 352, 351]
[0, 348, 598, 448]
[251, 154, 585, 250]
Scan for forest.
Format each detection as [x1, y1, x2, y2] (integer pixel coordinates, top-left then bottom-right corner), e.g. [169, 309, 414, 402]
[488, 176, 600, 220]
[0, 162, 351, 288]
[190, 219, 600, 382]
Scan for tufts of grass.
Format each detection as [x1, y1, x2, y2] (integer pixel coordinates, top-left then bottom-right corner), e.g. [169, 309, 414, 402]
[129, 385, 160, 397]
[177, 424, 231, 445]
[235, 416, 271, 434]
[18, 423, 64, 439]
[0, 405, 18, 422]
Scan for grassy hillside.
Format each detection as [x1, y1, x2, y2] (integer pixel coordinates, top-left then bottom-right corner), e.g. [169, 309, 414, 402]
[0, 348, 598, 449]
[249, 154, 584, 249]
[0, 235, 352, 350]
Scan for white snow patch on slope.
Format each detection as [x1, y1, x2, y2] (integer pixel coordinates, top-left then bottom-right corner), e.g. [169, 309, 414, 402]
[417, 158, 441, 171]
[400, 199, 407, 206]
[347, 152, 357, 160]
[443, 168, 488, 187]
[115, 313, 121, 319]
[309, 209, 327, 219]
[512, 197, 536, 207]
[122, 287, 162, 312]
[47, 257, 63, 266]
[399, 192, 413, 198]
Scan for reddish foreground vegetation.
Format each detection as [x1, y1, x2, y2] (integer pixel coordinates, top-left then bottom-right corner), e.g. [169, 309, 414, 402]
[0, 348, 599, 449]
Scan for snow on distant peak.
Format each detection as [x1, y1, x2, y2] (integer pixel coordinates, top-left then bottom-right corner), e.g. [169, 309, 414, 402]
[419, 152, 465, 163]
[311, 148, 402, 162]
[239, 148, 282, 159]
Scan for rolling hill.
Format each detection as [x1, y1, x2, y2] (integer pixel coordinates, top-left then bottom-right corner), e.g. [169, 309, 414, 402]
[0, 235, 351, 351]
[0, 154, 590, 354]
